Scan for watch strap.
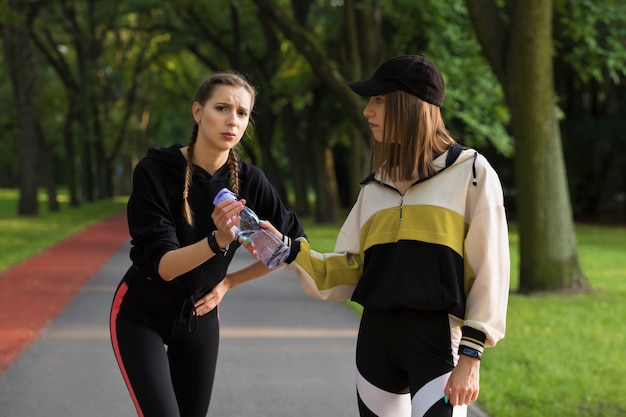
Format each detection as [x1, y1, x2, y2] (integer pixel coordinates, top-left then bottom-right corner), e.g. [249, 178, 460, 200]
[208, 230, 228, 256]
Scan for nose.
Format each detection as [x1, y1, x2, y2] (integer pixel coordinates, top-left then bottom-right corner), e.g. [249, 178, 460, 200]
[362, 99, 374, 118]
[226, 110, 237, 126]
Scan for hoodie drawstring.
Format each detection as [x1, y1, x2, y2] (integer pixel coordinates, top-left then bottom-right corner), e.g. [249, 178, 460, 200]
[472, 152, 478, 186]
[179, 295, 198, 333]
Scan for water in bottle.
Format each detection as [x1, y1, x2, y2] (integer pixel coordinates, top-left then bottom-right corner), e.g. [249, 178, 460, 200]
[213, 188, 290, 269]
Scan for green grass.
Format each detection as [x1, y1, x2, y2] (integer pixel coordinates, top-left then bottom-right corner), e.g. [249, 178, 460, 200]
[304, 219, 626, 417]
[2, 191, 625, 416]
[479, 223, 626, 417]
[0, 188, 127, 270]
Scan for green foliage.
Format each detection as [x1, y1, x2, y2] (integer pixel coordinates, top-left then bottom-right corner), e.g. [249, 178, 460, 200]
[0, 0, 21, 25]
[2, 0, 622, 220]
[383, 0, 513, 155]
[551, 0, 626, 218]
[0, 0, 7, 23]
[555, 0, 626, 83]
[0, 58, 19, 187]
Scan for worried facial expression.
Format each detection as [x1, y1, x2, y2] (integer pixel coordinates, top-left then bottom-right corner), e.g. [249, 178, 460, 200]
[363, 95, 385, 143]
[193, 85, 253, 152]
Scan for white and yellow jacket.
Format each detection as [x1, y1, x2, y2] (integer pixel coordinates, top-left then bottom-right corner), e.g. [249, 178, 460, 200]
[286, 145, 510, 353]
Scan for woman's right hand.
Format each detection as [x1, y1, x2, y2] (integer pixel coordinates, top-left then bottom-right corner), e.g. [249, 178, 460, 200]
[211, 198, 245, 247]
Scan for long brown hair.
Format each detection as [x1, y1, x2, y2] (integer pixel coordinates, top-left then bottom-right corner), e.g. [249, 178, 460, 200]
[182, 72, 257, 225]
[371, 90, 455, 183]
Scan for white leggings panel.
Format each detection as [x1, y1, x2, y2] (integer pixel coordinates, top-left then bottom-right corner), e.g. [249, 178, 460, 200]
[356, 369, 467, 417]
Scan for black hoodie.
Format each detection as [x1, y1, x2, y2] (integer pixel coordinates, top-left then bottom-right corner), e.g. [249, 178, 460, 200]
[125, 144, 305, 302]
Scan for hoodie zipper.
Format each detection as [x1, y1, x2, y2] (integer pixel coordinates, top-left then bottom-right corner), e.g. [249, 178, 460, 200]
[367, 145, 472, 221]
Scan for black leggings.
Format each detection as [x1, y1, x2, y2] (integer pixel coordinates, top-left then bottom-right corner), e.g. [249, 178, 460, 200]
[110, 282, 219, 417]
[355, 308, 464, 417]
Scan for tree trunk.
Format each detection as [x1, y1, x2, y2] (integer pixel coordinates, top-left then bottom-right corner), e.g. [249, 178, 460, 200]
[348, 128, 366, 205]
[466, 0, 588, 292]
[343, 0, 363, 205]
[309, 88, 340, 223]
[36, 122, 59, 212]
[77, 47, 96, 203]
[252, 0, 381, 212]
[64, 101, 80, 207]
[622, 150, 626, 217]
[340, 0, 372, 205]
[282, 103, 311, 216]
[254, 96, 289, 201]
[4, 0, 39, 216]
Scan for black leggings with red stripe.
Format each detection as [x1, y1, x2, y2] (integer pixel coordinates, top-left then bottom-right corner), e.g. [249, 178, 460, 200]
[110, 282, 219, 417]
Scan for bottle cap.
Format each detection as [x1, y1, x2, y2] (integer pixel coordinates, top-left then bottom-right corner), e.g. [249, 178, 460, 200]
[213, 188, 237, 205]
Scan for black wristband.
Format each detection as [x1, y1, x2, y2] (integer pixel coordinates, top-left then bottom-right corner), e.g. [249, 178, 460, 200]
[458, 346, 482, 360]
[284, 239, 301, 264]
[208, 230, 228, 256]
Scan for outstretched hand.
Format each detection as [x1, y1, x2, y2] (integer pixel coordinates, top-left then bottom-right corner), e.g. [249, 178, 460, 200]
[258, 220, 282, 239]
[238, 220, 284, 261]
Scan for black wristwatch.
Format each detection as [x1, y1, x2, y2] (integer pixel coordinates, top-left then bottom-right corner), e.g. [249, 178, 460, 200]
[208, 230, 229, 256]
[459, 346, 482, 360]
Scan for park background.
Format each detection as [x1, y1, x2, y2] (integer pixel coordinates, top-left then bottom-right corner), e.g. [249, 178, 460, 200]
[1, 1, 625, 416]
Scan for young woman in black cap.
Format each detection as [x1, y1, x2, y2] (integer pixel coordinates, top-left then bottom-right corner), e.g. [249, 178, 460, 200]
[260, 55, 510, 416]
[109, 72, 305, 417]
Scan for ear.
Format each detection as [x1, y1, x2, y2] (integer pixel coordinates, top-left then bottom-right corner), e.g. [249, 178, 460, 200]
[192, 102, 202, 123]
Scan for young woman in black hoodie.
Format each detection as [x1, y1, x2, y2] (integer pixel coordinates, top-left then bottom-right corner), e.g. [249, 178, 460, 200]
[109, 72, 305, 417]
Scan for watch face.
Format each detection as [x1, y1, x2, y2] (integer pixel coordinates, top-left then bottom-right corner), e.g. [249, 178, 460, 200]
[462, 347, 479, 357]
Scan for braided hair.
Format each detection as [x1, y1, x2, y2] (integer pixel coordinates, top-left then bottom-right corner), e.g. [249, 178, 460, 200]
[182, 73, 257, 225]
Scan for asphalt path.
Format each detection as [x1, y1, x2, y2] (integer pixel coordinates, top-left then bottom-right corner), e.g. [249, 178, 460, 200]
[0, 243, 487, 417]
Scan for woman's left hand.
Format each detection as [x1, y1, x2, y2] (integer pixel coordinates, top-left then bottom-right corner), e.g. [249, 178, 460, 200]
[194, 276, 232, 316]
[238, 220, 283, 263]
[444, 354, 480, 406]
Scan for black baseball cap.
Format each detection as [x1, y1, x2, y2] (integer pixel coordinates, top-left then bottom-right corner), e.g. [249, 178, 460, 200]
[348, 55, 445, 107]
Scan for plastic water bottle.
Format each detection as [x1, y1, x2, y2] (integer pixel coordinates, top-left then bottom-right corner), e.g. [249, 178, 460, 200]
[213, 188, 290, 269]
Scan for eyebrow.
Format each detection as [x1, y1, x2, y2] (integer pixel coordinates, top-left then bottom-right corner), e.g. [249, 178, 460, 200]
[215, 101, 249, 109]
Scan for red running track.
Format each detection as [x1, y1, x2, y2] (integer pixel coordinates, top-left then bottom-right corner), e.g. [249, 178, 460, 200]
[0, 211, 128, 374]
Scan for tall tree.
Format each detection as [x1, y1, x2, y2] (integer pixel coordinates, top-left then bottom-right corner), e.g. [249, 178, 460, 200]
[553, 0, 626, 220]
[165, 0, 302, 207]
[340, 0, 384, 204]
[250, 0, 378, 221]
[251, 0, 368, 137]
[28, 0, 165, 203]
[465, 0, 589, 291]
[3, 0, 39, 215]
[177, 0, 360, 222]
[29, 0, 99, 205]
[248, 0, 513, 217]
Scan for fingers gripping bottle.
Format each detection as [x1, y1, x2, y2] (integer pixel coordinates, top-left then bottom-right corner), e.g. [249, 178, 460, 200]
[213, 188, 290, 269]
